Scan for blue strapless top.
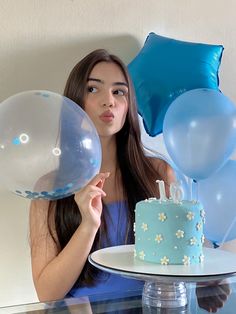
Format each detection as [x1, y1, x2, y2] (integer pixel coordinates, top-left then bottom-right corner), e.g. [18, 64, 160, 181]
[67, 201, 144, 301]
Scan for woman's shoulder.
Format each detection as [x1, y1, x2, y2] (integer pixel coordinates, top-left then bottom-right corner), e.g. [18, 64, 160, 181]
[29, 199, 54, 234]
[147, 156, 175, 184]
[29, 199, 59, 249]
[30, 199, 51, 217]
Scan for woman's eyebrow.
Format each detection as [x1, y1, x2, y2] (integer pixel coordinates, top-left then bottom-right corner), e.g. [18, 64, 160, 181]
[88, 77, 128, 87]
[113, 82, 128, 87]
[88, 78, 103, 83]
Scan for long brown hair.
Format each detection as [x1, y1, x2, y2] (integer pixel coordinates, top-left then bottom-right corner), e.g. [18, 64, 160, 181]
[48, 49, 162, 288]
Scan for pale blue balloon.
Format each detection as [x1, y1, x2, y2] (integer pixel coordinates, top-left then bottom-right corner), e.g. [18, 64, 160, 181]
[163, 89, 236, 180]
[198, 160, 236, 243]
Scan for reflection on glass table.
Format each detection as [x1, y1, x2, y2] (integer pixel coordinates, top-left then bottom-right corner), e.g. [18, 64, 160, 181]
[196, 280, 231, 313]
[1, 279, 236, 314]
[88, 244, 236, 310]
[1, 245, 236, 314]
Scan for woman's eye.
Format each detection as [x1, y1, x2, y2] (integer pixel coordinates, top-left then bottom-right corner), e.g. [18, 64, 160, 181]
[87, 86, 97, 93]
[113, 89, 127, 96]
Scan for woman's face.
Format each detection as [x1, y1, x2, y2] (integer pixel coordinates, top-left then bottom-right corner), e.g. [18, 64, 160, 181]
[84, 62, 129, 138]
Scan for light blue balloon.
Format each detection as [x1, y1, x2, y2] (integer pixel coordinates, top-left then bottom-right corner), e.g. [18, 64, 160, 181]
[198, 160, 236, 243]
[0, 90, 102, 200]
[163, 88, 236, 180]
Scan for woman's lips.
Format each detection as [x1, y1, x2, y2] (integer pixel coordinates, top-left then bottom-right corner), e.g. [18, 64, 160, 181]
[99, 110, 114, 122]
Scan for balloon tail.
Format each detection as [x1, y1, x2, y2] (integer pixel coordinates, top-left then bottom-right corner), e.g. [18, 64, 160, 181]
[188, 177, 192, 200]
[193, 179, 198, 201]
[189, 179, 198, 201]
[219, 216, 236, 247]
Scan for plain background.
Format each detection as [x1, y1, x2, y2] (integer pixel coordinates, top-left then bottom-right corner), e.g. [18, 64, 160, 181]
[0, 0, 236, 308]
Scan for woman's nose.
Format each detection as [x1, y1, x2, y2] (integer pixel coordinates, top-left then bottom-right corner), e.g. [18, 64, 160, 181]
[102, 92, 114, 107]
[102, 102, 113, 108]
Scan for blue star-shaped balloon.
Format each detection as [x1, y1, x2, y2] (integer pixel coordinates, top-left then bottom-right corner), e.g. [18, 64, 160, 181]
[128, 32, 224, 136]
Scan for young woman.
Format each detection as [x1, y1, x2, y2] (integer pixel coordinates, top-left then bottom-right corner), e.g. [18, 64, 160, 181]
[30, 49, 175, 302]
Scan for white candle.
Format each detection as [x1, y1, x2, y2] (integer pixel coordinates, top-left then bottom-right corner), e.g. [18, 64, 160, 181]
[156, 180, 167, 201]
[170, 181, 183, 203]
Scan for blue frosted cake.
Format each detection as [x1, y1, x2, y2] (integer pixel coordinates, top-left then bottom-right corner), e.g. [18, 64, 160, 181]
[134, 198, 205, 265]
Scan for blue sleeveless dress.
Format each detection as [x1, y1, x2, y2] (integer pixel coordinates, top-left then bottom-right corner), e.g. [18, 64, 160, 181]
[67, 201, 144, 301]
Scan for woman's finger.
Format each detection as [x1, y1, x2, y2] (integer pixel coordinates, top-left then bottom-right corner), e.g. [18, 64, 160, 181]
[88, 172, 110, 187]
[74, 185, 106, 201]
[88, 190, 105, 200]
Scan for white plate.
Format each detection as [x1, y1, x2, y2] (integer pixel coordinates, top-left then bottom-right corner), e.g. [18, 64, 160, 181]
[89, 245, 236, 282]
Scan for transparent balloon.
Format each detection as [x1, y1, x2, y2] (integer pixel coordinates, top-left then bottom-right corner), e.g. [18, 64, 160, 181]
[0, 90, 102, 200]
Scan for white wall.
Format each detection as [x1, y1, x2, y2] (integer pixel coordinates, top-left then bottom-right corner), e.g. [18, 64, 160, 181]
[0, 0, 236, 308]
[1, 0, 236, 103]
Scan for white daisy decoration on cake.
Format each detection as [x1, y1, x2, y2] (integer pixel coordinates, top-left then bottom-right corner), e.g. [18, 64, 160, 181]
[141, 223, 148, 231]
[196, 222, 202, 231]
[158, 212, 167, 222]
[199, 254, 204, 263]
[201, 235, 205, 244]
[200, 209, 206, 218]
[186, 211, 194, 221]
[133, 222, 136, 232]
[160, 256, 169, 265]
[176, 229, 184, 238]
[155, 234, 163, 243]
[139, 251, 145, 260]
[182, 255, 190, 265]
[189, 237, 197, 245]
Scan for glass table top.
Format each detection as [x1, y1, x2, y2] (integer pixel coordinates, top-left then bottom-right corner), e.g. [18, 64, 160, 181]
[1, 245, 236, 313]
[1, 276, 236, 314]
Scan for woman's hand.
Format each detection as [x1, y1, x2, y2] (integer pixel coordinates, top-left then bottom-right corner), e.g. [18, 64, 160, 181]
[74, 172, 110, 230]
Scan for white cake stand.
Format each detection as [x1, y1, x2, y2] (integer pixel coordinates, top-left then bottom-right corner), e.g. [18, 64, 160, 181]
[89, 244, 236, 309]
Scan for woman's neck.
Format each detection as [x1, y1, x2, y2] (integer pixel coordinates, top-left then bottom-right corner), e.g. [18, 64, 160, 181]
[100, 136, 117, 173]
[99, 135, 124, 203]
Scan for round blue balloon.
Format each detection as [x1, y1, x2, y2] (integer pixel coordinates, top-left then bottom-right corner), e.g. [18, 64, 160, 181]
[163, 89, 236, 180]
[0, 90, 102, 200]
[198, 160, 236, 243]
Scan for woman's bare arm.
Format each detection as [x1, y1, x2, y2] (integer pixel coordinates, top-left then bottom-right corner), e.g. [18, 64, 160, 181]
[30, 200, 97, 302]
[30, 173, 109, 302]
